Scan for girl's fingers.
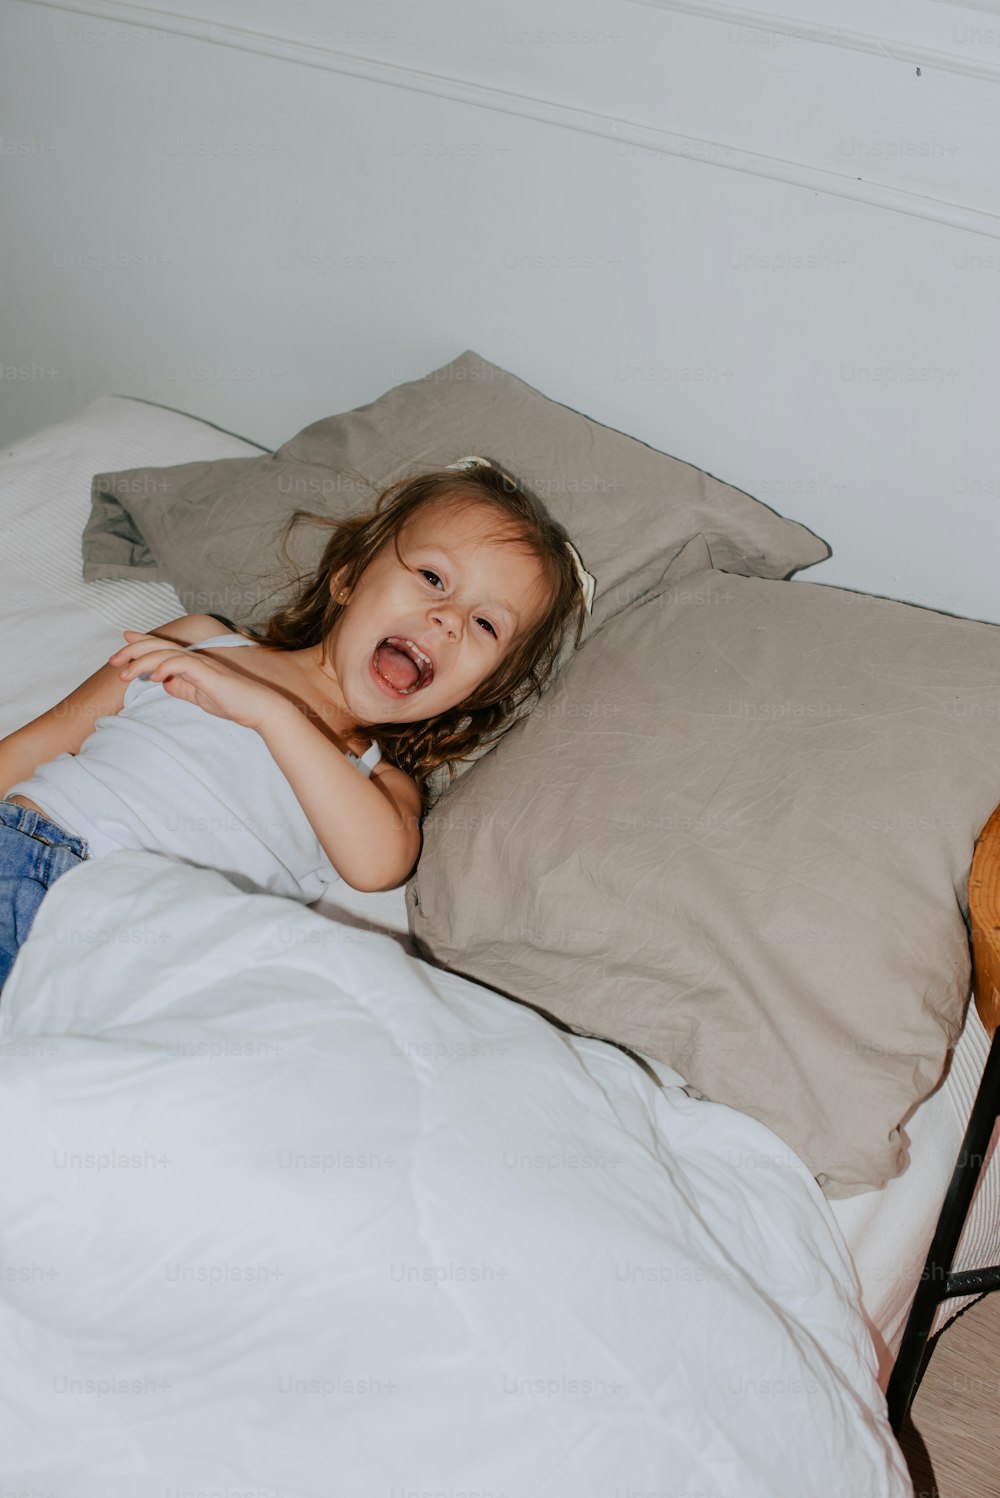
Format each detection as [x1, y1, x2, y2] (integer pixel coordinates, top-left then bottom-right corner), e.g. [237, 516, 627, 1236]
[110, 635, 194, 671]
[118, 648, 193, 680]
[109, 633, 167, 664]
[111, 630, 187, 657]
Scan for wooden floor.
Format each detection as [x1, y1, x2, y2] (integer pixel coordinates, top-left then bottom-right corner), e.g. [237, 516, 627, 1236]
[898, 1291, 1000, 1497]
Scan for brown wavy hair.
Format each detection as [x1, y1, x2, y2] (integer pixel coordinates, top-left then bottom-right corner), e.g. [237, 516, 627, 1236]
[244, 461, 588, 813]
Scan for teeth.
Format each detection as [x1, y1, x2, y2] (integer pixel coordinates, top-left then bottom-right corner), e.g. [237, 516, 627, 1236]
[402, 639, 432, 669]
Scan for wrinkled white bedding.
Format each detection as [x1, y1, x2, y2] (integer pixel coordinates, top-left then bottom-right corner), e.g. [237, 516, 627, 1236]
[0, 849, 911, 1496]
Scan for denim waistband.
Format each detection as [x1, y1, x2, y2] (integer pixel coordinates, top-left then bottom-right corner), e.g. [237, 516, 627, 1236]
[0, 799, 89, 859]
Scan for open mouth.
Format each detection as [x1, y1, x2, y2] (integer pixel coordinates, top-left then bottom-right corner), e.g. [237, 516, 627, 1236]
[371, 637, 435, 696]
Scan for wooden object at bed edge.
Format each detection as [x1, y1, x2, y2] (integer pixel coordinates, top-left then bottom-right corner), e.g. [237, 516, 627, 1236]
[887, 801, 1000, 1434]
[970, 802, 1000, 1037]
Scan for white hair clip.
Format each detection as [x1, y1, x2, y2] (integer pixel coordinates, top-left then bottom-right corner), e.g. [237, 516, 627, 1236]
[445, 455, 597, 615]
[445, 455, 493, 473]
[564, 539, 597, 615]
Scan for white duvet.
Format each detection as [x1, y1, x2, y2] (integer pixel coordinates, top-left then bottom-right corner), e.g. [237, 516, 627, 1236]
[0, 849, 911, 1497]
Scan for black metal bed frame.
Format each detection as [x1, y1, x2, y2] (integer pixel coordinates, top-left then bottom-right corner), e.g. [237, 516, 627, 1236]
[886, 1024, 1000, 1434]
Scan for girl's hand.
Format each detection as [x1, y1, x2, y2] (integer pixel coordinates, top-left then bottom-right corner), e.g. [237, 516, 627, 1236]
[110, 631, 284, 733]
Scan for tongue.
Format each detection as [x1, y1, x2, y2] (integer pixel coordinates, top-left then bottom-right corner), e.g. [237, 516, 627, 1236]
[376, 642, 420, 692]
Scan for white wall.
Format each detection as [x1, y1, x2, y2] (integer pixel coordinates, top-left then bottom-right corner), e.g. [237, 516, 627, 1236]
[3, 0, 1000, 619]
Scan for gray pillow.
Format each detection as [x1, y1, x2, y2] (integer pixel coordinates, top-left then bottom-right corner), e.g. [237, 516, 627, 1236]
[84, 349, 827, 632]
[406, 560, 1000, 1197]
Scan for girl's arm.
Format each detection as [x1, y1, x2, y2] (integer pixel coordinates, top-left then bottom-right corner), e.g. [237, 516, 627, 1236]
[0, 615, 231, 798]
[0, 660, 128, 797]
[259, 713, 423, 893]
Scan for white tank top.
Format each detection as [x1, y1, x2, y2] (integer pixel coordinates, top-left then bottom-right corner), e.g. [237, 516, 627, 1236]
[9, 634, 383, 903]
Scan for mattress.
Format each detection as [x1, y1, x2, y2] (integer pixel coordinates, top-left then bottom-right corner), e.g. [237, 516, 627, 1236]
[2, 391, 996, 1378]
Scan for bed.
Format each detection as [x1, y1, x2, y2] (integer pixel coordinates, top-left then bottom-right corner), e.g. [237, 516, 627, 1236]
[1, 370, 996, 1496]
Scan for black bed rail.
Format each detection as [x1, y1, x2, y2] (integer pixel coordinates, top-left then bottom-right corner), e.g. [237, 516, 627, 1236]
[886, 1024, 1000, 1433]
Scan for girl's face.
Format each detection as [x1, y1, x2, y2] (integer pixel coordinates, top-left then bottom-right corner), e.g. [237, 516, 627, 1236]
[325, 496, 550, 727]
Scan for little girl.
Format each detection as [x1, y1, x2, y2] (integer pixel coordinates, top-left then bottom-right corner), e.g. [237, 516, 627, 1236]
[0, 456, 595, 989]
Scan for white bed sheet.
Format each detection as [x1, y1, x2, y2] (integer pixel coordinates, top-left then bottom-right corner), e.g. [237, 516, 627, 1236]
[0, 392, 994, 1384]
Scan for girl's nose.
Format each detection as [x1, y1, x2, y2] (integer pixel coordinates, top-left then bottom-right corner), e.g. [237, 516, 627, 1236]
[429, 601, 464, 639]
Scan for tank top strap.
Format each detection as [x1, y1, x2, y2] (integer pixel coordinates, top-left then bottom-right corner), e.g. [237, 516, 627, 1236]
[346, 741, 383, 778]
[187, 633, 260, 652]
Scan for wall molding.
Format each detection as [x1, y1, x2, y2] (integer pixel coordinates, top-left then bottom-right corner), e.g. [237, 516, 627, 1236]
[23, 0, 1000, 241]
[626, 0, 1000, 86]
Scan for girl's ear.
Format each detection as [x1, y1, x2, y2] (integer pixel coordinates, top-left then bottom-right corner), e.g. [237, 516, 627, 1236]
[329, 567, 351, 603]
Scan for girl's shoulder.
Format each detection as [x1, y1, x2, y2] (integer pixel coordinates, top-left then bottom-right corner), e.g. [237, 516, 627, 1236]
[150, 614, 249, 646]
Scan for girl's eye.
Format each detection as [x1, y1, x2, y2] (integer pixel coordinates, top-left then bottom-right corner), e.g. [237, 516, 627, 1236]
[419, 569, 498, 640]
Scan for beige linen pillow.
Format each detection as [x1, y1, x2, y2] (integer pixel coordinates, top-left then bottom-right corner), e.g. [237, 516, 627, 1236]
[406, 562, 1000, 1196]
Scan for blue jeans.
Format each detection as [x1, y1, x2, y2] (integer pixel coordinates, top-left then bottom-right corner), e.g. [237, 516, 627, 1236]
[0, 800, 89, 992]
